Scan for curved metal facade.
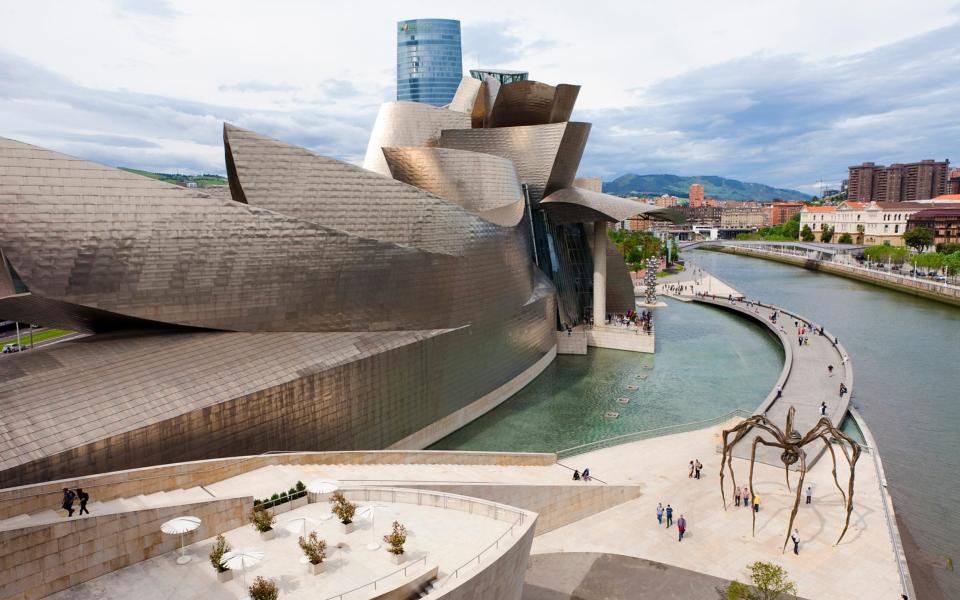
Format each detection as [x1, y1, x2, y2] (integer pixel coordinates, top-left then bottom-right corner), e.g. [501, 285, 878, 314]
[362, 102, 469, 176]
[541, 187, 679, 224]
[381, 146, 525, 226]
[438, 122, 591, 204]
[487, 81, 581, 128]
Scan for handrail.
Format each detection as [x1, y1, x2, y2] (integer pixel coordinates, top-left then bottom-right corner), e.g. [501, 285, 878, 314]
[555, 409, 752, 459]
[320, 554, 429, 600]
[328, 486, 529, 599]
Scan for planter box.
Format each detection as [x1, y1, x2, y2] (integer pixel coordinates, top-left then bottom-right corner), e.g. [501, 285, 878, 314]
[341, 522, 355, 535]
[291, 496, 308, 510]
[217, 570, 233, 583]
[271, 502, 291, 515]
[260, 529, 276, 541]
[390, 553, 405, 566]
[307, 562, 325, 575]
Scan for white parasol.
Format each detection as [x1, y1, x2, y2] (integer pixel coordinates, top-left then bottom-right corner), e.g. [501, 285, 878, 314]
[284, 516, 321, 563]
[355, 505, 384, 551]
[160, 516, 201, 565]
[222, 547, 264, 588]
[307, 479, 340, 520]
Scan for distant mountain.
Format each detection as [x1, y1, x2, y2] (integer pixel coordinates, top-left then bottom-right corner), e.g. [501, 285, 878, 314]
[603, 174, 810, 202]
[119, 168, 227, 188]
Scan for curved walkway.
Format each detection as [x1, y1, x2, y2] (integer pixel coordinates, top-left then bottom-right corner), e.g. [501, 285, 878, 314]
[692, 294, 853, 467]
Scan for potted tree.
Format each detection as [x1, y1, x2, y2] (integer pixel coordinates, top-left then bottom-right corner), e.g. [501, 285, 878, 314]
[209, 534, 232, 583]
[290, 484, 308, 509]
[298, 531, 328, 575]
[383, 521, 407, 565]
[249, 576, 279, 600]
[251, 506, 277, 540]
[329, 491, 357, 534]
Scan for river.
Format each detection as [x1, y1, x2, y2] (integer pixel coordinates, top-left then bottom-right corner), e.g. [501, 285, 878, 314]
[433, 249, 958, 598]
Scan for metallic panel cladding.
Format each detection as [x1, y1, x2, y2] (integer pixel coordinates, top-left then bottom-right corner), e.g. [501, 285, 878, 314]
[381, 146, 525, 226]
[438, 122, 591, 204]
[487, 81, 581, 128]
[362, 102, 469, 176]
[540, 187, 681, 224]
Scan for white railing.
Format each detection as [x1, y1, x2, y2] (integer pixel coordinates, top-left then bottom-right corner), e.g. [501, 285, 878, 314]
[326, 487, 528, 599]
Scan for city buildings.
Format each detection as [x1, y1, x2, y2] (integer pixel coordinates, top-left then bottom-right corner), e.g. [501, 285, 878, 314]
[847, 159, 951, 203]
[767, 201, 804, 226]
[799, 200, 960, 244]
[719, 204, 766, 229]
[0, 75, 676, 487]
[677, 205, 722, 227]
[688, 183, 705, 206]
[396, 18, 463, 106]
[907, 208, 960, 247]
[654, 194, 680, 208]
[949, 168, 960, 194]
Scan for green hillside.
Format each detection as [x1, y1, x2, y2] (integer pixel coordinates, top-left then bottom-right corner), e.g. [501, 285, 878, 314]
[119, 168, 227, 188]
[603, 174, 810, 202]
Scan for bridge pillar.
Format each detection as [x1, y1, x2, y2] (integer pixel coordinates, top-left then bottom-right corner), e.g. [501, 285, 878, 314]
[593, 222, 607, 324]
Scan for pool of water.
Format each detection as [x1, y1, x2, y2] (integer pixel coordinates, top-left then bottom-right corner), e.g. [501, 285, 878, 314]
[430, 297, 783, 453]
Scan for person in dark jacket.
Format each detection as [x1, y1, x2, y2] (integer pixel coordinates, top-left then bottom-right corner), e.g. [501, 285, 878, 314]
[61, 488, 76, 517]
[677, 515, 687, 541]
[76, 488, 90, 515]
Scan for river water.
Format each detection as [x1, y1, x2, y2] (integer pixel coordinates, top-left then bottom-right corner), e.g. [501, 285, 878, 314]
[432, 250, 959, 598]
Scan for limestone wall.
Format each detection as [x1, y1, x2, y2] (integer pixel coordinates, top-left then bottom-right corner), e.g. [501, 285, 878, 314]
[0, 451, 556, 522]
[0, 497, 248, 600]
[585, 327, 654, 353]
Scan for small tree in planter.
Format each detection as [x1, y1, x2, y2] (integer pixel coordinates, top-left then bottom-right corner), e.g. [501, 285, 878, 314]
[250, 507, 276, 540]
[329, 491, 357, 533]
[295, 481, 306, 496]
[249, 575, 279, 600]
[383, 521, 407, 565]
[209, 534, 232, 583]
[298, 531, 328, 575]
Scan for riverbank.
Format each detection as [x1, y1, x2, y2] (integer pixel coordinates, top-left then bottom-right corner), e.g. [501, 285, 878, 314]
[706, 245, 960, 307]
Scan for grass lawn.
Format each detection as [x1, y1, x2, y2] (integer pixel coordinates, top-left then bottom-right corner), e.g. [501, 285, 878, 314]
[0, 328, 73, 346]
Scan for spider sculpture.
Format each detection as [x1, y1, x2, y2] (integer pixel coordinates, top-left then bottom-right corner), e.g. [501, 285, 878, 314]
[719, 406, 861, 551]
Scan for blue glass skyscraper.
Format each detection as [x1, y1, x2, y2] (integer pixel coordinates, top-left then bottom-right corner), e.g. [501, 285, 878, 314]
[397, 19, 462, 106]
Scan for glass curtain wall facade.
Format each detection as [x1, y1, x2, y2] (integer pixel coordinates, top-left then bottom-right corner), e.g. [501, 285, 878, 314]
[397, 19, 463, 106]
[470, 69, 529, 85]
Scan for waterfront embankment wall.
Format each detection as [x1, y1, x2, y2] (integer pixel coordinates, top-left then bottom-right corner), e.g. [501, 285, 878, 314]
[706, 245, 960, 306]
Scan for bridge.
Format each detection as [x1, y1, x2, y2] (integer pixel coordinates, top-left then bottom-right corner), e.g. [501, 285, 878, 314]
[679, 239, 867, 260]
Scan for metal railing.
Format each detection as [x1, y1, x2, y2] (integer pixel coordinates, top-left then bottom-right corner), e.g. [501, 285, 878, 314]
[328, 486, 528, 599]
[555, 409, 752, 459]
[320, 554, 429, 600]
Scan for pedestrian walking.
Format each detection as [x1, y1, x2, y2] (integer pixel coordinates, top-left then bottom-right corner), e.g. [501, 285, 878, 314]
[805, 485, 812, 504]
[820, 401, 827, 416]
[791, 529, 800, 555]
[76, 488, 90, 515]
[775, 385, 782, 400]
[572, 469, 580, 481]
[677, 515, 687, 541]
[61, 488, 76, 517]
[828, 364, 834, 377]
[734, 486, 741, 507]
[694, 459, 702, 479]
[839, 382, 847, 398]
[688, 460, 694, 478]
[741, 487, 750, 508]
[582, 468, 591, 481]
[753, 493, 761, 513]
[665, 504, 673, 527]
[656, 503, 664, 525]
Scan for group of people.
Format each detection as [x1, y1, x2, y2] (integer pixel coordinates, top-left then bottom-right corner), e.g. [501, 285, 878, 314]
[688, 459, 703, 479]
[571, 468, 592, 481]
[605, 309, 653, 334]
[61, 487, 90, 517]
[655, 502, 688, 541]
[732, 486, 761, 512]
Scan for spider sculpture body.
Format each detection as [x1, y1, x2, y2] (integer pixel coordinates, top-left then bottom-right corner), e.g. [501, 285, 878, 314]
[719, 406, 861, 551]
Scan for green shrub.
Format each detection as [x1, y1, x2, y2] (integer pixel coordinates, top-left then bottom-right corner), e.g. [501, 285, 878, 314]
[209, 534, 231, 573]
[250, 507, 275, 533]
[295, 481, 306, 492]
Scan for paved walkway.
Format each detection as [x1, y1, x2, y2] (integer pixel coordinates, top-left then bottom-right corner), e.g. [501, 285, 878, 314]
[694, 295, 852, 468]
[533, 425, 901, 600]
[523, 552, 736, 600]
[656, 265, 742, 301]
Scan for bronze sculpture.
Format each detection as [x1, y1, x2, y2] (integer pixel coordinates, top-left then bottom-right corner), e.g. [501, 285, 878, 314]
[720, 406, 861, 551]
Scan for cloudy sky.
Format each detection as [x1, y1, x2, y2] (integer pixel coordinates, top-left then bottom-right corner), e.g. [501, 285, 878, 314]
[1, 0, 958, 192]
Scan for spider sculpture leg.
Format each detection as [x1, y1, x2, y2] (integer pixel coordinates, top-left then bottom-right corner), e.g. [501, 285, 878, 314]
[782, 447, 807, 553]
[817, 434, 847, 505]
[720, 417, 789, 510]
[800, 418, 862, 545]
[747, 435, 792, 538]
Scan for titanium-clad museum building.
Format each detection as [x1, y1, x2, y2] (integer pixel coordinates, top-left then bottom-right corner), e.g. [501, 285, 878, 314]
[0, 75, 672, 487]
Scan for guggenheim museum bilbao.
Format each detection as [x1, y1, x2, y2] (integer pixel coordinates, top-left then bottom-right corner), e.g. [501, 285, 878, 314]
[0, 75, 672, 487]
